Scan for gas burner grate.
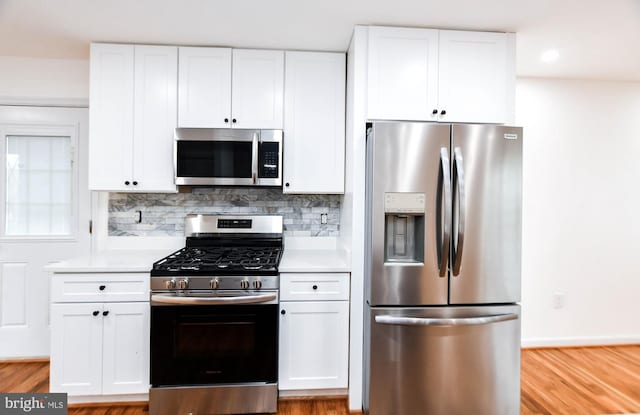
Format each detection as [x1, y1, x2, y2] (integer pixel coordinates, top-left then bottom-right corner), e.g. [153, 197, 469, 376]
[153, 246, 282, 273]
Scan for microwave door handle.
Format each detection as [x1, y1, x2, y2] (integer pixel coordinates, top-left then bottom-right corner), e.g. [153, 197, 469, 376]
[251, 132, 259, 184]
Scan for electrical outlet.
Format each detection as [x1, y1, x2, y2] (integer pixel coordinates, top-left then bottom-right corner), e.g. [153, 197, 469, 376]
[320, 213, 328, 224]
[552, 292, 565, 309]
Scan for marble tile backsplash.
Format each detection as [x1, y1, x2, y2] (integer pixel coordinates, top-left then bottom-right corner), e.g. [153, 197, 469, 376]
[108, 188, 341, 237]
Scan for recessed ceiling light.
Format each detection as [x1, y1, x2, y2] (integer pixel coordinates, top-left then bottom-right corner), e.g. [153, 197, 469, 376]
[541, 49, 560, 63]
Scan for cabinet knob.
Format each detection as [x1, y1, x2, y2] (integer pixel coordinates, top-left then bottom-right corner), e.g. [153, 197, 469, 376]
[432, 109, 438, 115]
[312, 285, 318, 290]
[99, 285, 106, 291]
[124, 181, 130, 185]
[132, 181, 138, 186]
[285, 182, 290, 187]
[232, 118, 237, 124]
[92, 311, 99, 316]
[281, 310, 286, 315]
[224, 118, 229, 123]
[440, 110, 447, 115]
[102, 311, 109, 316]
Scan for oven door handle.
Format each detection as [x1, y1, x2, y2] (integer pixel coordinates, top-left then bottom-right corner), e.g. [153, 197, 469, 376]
[151, 293, 277, 305]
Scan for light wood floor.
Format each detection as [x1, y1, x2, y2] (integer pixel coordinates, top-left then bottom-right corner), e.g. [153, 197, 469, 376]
[1, 345, 638, 415]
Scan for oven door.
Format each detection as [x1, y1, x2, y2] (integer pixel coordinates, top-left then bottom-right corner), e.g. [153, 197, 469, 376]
[174, 128, 282, 186]
[150, 291, 278, 387]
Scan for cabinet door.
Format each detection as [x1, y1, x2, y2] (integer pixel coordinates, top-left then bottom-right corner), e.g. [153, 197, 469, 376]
[283, 52, 345, 194]
[133, 45, 178, 192]
[50, 303, 103, 395]
[178, 47, 232, 128]
[102, 302, 150, 395]
[89, 44, 134, 191]
[279, 301, 349, 390]
[232, 49, 284, 129]
[438, 30, 512, 124]
[367, 27, 439, 121]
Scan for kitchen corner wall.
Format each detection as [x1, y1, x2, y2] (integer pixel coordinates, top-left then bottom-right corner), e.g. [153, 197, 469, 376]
[108, 188, 340, 237]
[517, 77, 640, 346]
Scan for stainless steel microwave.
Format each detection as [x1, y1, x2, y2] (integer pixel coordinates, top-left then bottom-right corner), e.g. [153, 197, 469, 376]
[174, 128, 282, 186]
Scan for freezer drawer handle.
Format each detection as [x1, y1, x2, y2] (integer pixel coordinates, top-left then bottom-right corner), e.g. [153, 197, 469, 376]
[374, 313, 517, 327]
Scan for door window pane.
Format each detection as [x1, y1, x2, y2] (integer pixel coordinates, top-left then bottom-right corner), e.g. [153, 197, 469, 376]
[5, 135, 73, 236]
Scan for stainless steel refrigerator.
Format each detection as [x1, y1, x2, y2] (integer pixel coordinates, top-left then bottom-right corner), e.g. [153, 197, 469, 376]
[363, 121, 522, 415]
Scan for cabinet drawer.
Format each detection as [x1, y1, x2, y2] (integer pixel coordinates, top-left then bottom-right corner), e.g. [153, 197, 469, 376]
[280, 273, 349, 301]
[51, 273, 150, 303]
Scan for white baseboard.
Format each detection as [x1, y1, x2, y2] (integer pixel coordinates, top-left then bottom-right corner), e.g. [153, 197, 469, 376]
[68, 393, 148, 404]
[278, 388, 347, 398]
[522, 335, 640, 348]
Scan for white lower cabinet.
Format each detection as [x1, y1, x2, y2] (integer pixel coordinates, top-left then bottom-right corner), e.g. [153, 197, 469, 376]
[278, 273, 349, 392]
[50, 273, 150, 400]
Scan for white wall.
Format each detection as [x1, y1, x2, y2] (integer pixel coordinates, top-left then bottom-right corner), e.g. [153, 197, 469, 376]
[0, 56, 89, 103]
[517, 78, 640, 346]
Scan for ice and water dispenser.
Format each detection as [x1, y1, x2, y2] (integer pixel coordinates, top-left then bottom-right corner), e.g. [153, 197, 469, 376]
[384, 192, 425, 263]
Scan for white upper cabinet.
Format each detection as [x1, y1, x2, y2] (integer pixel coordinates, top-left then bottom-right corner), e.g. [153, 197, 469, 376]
[89, 43, 177, 192]
[283, 51, 345, 194]
[366, 26, 515, 124]
[89, 44, 135, 191]
[177, 48, 284, 129]
[177, 47, 232, 128]
[133, 45, 178, 192]
[368, 27, 439, 122]
[438, 30, 511, 124]
[232, 49, 284, 129]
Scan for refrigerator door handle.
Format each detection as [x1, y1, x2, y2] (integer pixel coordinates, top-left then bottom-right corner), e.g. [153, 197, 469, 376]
[436, 147, 452, 277]
[452, 147, 466, 276]
[374, 313, 518, 327]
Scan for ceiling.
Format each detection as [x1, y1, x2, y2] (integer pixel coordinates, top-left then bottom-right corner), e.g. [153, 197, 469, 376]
[0, 0, 639, 81]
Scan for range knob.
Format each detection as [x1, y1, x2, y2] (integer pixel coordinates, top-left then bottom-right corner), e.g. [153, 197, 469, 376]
[177, 278, 189, 290]
[165, 279, 176, 289]
[253, 279, 262, 289]
[210, 278, 220, 289]
[240, 279, 250, 290]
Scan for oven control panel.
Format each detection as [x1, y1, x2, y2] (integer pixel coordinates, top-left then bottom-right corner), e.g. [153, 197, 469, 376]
[151, 276, 278, 291]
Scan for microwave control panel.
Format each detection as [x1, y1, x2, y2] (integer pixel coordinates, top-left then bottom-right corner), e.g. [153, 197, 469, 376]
[259, 142, 280, 178]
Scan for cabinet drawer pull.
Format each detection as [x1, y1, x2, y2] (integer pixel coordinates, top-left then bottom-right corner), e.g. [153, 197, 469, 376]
[92, 311, 99, 316]
[281, 309, 286, 315]
[99, 285, 106, 291]
[312, 285, 318, 290]
[102, 311, 109, 316]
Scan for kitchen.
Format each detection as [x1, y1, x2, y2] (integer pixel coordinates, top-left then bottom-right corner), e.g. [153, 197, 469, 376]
[1, 1, 640, 415]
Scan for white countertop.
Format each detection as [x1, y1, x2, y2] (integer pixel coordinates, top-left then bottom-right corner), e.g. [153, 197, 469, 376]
[279, 249, 350, 273]
[45, 247, 351, 274]
[45, 249, 175, 273]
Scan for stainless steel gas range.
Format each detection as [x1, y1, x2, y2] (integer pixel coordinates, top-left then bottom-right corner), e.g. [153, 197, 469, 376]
[149, 215, 283, 415]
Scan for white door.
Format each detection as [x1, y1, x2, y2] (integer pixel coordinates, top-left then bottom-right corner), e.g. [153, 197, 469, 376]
[367, 26, 439, 121]
[231, 49, 284, 129]
[0, 105, 92, 358]
[133, 45, 178, 192]
[88, 43, 135, 191]
[101, 301, 150, 394]
[283, 51, 345, 194]
[438, 30, 509, 124]
[278, 301, 349, 390]
[49, 303, 103, 395]
[177, 46, 232, 128]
